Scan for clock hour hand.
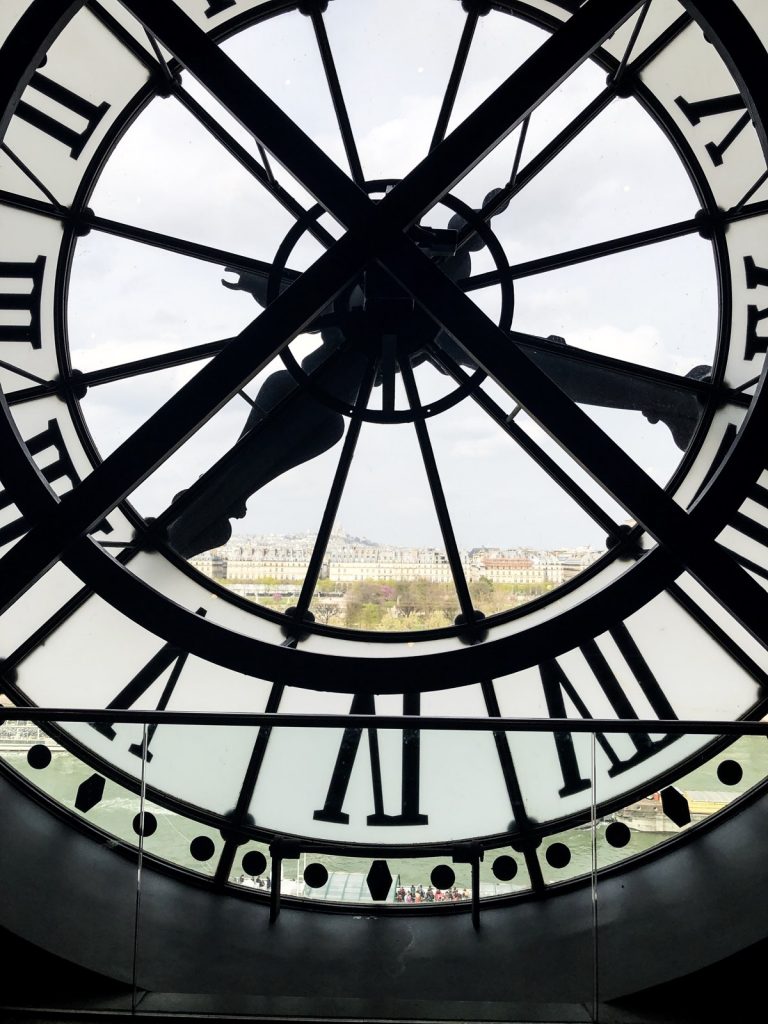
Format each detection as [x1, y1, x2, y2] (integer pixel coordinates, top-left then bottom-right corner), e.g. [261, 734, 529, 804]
[166, 334, 367, 559]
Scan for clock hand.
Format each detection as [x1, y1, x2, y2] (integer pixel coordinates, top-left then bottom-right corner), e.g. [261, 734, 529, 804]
[429, 327, 711, 451]
[498, 334, 711, 452]
[171, 193, 497, 559]
[166, 335, 368, 559]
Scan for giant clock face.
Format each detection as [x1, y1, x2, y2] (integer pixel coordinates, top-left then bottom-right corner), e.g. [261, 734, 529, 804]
[2, 0, 768, 903]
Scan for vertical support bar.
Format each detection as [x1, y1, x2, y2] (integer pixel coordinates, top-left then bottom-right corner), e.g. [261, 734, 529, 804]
[590, 730, 599, 1023]
[269, 848, 282, 923]
[269, 839, 300, 923]
[453, 842, 483, 930]
[471, 856, 481, 932]
[131, 723, 148, 1012]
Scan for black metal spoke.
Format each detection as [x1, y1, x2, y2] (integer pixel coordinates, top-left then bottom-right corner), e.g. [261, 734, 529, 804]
[631, 11, 691, 68]
[462, 88, 615, 248]
[292, 360, 377, 623]
[464, 197, 768, 296]
[728, 197, 768, 224]
[456, 11, 692, 250]
[6, 313, 339, 408]
[256, 142, 276, 186]
[87, 0, 336, 251]
[428, 345, 622, 538]
[732, 375, 760, 395]
[5, 338, 236, 407]
[308, 6, 364, 185]
[213, 681, 285, 889]
[456, 88, 613, 250]
[0, 188, 66, 219]
[142, 26, 175, 89]
[400, 358, 476, 626]
[1, 190, 287, 289]
[507, 114, 530, 192]
[81, 337, 236, 385]
[733, 170, 768, 213]
[479, 678, 545, 892]
[87, 210, 300, 283]
[0, 359, 47, 386]
[0, 142, 60, 206]
[462, 216, 703, 289]
[87, 0, 155, 71]
[166, 87, 339, 251]
[429, 5, 480, 152]
[612, 0, 652, 86]
[4, 385, 53, 407]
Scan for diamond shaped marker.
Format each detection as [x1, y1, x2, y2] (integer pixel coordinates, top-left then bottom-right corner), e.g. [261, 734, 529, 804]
[661, 786, 691, 827]
[75, 774, 105, 813]
[366, 859, 393, 901]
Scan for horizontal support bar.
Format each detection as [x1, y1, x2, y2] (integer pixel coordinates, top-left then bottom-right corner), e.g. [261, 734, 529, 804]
[1, 708, 767, 735]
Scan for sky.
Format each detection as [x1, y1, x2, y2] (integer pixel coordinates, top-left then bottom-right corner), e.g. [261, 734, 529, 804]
[65, 0, 718, 552]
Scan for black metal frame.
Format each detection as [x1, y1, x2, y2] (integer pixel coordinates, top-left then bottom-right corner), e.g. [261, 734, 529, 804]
[1, 0, 765, 679]
[1, 0, 768, 916]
